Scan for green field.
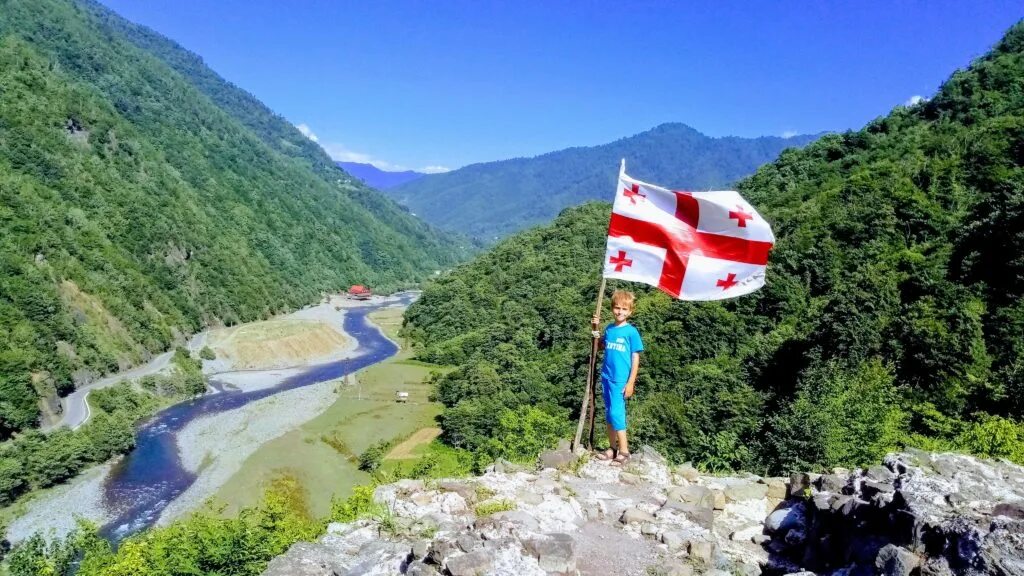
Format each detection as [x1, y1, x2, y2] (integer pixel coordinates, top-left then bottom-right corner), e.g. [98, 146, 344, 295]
[209, 306, 449, 517]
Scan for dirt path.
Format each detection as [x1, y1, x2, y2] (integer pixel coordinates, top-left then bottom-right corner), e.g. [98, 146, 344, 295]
[385, 427, 442, 460]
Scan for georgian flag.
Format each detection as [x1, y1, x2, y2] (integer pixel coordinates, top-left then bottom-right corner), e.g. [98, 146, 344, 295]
[603, 165, 775, 300]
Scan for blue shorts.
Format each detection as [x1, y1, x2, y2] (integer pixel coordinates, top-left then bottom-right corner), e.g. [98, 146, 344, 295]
[602, 378, 628, 431]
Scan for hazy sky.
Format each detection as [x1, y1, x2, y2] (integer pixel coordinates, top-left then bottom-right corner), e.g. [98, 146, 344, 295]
[98, 1, 1022, 172]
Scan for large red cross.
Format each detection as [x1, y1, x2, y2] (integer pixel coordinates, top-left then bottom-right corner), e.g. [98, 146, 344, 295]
[716, 273, 739, 290]
[623, 184, 646, 204]
[608, 250, 633, 272]
[608, 192, 771, 298]
[729, 205, 754, 227]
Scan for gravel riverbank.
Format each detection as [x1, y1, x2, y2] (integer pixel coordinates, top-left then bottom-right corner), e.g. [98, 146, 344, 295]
[6, 462, 115, 544]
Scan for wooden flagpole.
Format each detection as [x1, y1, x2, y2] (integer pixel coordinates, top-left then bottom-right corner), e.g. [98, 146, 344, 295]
[572, 276, 606, 453]
[571, 159, 627, 454]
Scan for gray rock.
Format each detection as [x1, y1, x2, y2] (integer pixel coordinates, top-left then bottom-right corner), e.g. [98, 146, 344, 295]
[867, 465, 896, 483]
[661, 531, 686, 549]
[875, 544, 921, 576]
[456, 534, 479, 553]
[492, 510, 540, 532]
[532, 533, 576, 574]
[426, 539, 456, 565]
[620, 508, 656, 524]
[766, 477, 788, 499]
[789, 472, 811, 498]
[994, 502, 1024, 519]
[655, 562, 694, 576]
[262, 542, 340, 576]
[752, 533, 771, 545]
[538, 448, 576, 470]
[811, 492, 833, 512]
[641, 522, 659, 536]
[815, 473, 846, 493]
[619, 471, 642, 485]
[445, 550, 493, 576]
[516, 490, 544, 506]
[675, 462, 700, 481]
[686, 540, 715, 564]
[659, 500, 713, 529]
[405, 561, 439, 576]
[861, 479, 895, 499]
[666, 485, 714, 508]
[635, 445, 667, 464]
[410, 539, 429, 560]
[438, 481, 476, 504]
[765, 504, 805, 534]
[724, 481, 768, 502]
[712, 489, 726, 510]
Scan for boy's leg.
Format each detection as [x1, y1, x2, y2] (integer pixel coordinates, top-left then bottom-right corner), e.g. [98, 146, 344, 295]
[606, 423, 617, 452]
[616, 429, 629, 456]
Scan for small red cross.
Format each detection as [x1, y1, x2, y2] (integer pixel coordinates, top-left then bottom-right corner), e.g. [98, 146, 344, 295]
[716, 273, 738, 290]
[729, 205, 754, 227]
[624, 184, 646, 204]
[609, 250, 633, 272]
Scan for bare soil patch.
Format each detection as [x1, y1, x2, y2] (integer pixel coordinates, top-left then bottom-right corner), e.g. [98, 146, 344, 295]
[385, 427, 442, 460]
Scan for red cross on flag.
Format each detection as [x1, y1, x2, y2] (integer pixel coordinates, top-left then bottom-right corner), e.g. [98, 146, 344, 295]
[602, 163, 775, 300]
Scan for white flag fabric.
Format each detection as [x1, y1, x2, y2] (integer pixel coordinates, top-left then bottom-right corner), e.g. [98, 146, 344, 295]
[602, 167, 775, 300]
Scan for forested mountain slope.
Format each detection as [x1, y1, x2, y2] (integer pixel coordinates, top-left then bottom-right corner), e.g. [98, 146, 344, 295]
[0, 0, 469, 437]
[387, 124, 818, 240]
[335, 162, 425, 189]
[403, 22, 1024, 474]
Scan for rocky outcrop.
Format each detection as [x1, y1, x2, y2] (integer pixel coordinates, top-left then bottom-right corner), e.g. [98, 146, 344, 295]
[764, 450, 1024, 576]
[262, 449, 1024, 576]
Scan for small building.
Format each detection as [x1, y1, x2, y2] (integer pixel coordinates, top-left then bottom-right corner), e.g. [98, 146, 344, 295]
[395, 391, 409, 403]
[347, 285, 372, 300]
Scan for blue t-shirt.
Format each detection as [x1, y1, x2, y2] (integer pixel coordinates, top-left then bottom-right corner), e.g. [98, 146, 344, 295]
[601, 322, 644, 384]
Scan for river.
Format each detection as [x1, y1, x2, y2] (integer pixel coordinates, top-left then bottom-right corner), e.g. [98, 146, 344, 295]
[99, 296, 411, 541]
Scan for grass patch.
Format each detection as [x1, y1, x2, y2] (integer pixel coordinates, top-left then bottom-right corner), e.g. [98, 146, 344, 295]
[474, 499, 516, 516]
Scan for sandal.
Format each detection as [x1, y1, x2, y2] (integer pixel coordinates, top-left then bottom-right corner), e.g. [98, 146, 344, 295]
[610, 452, 631, 466]
[595, 448, 616, 461]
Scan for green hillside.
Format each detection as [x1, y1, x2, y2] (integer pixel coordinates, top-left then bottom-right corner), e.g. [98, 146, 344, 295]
[386, 124, 818, 240]
[403, 22, 1024, 474]
[0, 0, 470, 437]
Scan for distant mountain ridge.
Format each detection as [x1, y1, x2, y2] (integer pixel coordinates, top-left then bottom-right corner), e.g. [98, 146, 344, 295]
[336, 162, 425, 189]
[385, 124, 820, 240]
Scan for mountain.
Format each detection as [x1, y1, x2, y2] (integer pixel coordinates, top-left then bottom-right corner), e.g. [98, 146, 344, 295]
[0, 0, 471, 437]
[402, 22, 1024, 474]
[386, 124, 819, 240]
[335, 162, 425, 189]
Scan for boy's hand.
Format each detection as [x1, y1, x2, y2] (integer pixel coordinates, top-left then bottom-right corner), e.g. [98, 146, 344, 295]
[591, 313, 600, 329]
[624, 384, 634, 399]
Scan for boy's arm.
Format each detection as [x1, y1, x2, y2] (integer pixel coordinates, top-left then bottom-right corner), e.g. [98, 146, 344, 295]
[624, 352, 640, 398]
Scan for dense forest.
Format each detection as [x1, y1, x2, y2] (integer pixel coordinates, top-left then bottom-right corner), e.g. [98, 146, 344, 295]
[403, 22, 1024, 475]
[0, 0, 470, 437]
[386, 123, 818, 240]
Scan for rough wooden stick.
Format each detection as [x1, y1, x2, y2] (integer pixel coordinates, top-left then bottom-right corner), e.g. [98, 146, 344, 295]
[571, 277, 606, 452]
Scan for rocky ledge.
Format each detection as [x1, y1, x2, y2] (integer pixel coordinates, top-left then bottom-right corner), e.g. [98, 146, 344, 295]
[263, 445, 1024, 576]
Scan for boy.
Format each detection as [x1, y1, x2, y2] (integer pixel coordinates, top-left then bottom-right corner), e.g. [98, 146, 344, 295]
[591, 290, 643, 465]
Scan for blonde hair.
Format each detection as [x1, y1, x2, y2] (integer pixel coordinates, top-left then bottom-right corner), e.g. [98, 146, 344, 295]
[610, 290, 635, 310]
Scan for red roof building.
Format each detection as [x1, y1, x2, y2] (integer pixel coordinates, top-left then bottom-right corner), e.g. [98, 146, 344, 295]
[348, 285, 372, 299]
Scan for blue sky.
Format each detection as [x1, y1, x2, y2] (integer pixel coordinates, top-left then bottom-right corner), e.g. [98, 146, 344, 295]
[99, 1, 1022, 172]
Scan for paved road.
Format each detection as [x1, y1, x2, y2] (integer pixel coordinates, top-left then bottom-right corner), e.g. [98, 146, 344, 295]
[44, 332, 209, 431]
